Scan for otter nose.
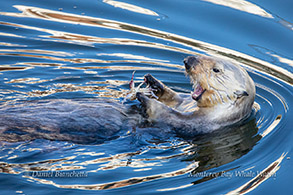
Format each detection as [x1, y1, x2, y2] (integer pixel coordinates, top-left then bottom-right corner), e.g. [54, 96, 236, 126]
[183, 56, 199, 71]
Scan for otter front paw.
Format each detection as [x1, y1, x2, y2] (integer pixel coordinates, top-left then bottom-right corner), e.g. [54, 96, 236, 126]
[136, 92, 151, 118]
[144, 74, 165, 99]
[136, 92, 163, 119]
[136, 92, 149, 107]
[136, 92, 178, 122]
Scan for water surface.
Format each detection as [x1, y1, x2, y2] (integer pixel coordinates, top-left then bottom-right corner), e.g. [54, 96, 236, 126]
[0, 0, 292, 194]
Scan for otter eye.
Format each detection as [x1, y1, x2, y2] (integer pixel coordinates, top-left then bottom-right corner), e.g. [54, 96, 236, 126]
[213, 68, 220, 73]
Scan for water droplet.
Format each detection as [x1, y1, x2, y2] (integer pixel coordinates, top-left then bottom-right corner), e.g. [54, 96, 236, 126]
[58, 8, 63, 11]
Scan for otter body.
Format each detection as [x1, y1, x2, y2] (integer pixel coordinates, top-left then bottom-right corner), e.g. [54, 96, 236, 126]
[0, 55, 255, 142]
[0, 99, 134, 143]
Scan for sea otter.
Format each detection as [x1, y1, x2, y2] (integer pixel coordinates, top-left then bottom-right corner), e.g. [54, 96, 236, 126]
[0, 55, 255, 143]
[135, 55, 255, 133]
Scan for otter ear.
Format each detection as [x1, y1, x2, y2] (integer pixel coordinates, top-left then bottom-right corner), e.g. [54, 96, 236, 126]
[234, 90, 248, 99]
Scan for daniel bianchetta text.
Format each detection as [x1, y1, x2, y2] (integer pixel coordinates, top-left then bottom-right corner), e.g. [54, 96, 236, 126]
[24, 171, 88, 178]
[189, 171, 276, 178]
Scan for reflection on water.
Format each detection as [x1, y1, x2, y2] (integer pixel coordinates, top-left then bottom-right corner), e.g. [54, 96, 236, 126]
[260, 115, 281, 138]
[0, 49, 72, 57]
[0, 5, 292, 84]
[202, 0, 273, 18]
[0, 0, 292, 194]
[22, 162, 197, 190]
[189, 119, 261, 174]
[103, 0, 159, 16]
[0, 65, 32, 72]
[0, 117, 260, 191]
[202, 0, 293, 31]
[227, 153, 286, 194]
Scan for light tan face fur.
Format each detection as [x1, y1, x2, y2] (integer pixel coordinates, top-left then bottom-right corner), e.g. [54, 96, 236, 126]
[186, 56, 254, 108]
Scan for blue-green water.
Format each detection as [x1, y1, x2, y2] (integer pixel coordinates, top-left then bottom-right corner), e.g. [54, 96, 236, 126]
[0, 0, 292, 194]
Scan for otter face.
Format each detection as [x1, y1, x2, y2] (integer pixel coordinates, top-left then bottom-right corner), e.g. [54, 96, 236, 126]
[184, 55, 255, 109]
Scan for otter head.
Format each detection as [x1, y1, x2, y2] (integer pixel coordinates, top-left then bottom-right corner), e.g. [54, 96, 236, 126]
[184, 55, 255, 122]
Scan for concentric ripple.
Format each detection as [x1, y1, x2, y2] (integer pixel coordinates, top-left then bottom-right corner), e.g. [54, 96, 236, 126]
[0, 1, 292, 194]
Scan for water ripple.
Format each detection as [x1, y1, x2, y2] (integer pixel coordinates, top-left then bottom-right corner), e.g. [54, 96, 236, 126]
[0, 1, 292, 194]
[0, 5, 292, 84]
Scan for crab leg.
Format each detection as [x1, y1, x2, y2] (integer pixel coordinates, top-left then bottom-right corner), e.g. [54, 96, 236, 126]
[129, 71, 136, 90]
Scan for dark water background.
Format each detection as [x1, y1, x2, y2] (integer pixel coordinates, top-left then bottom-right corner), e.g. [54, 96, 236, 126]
[0, 0, 292, 194]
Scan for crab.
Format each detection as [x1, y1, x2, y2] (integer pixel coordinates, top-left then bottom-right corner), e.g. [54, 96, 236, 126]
[123, 71, 158, 102]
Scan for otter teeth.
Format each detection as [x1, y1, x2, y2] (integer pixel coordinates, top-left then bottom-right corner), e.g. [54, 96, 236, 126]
[192, 83, 205, 101]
